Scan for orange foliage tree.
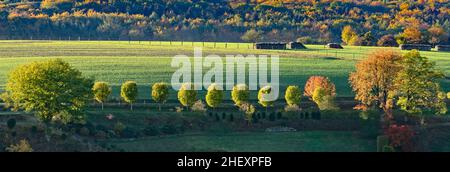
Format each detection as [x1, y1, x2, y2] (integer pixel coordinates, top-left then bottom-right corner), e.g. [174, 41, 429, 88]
[304, 76, 336, 98]
[349, 49, 403, 116]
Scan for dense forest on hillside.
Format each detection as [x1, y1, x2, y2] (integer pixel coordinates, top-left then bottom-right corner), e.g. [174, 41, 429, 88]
[0, 0, 449, 45]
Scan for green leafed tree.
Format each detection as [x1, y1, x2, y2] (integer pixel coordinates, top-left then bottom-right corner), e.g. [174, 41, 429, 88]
[394, 50, 447, 123]
[152, 82, 170, 111]
[205, 83, 224, 109]
[0, 59, 93, 124]
[92, 82, 111, 110]
[231, 84, 250, 106]
[285, 85, 301, 106]
[121, 81, 138, 111]
[312, 87, 338, 111]
[177, 83, 197, 110]
[258, 85, 275, 110]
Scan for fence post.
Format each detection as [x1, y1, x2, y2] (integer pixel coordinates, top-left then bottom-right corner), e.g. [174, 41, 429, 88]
[225, 42, 227, 48]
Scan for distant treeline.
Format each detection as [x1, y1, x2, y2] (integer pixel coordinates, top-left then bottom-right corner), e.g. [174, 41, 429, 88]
[0, 0, 449, 45]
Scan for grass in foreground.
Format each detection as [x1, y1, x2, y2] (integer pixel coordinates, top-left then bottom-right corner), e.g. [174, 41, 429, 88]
[106, 131, 375, 152]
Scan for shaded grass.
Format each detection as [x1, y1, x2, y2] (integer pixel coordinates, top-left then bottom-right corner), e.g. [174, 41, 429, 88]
[106, 131, 376, 152]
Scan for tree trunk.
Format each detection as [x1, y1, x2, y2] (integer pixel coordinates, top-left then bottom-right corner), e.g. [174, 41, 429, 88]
[130, 103, 133, 111]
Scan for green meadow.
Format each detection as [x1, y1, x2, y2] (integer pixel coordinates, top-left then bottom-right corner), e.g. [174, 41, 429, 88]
[0, 40, 448, 100]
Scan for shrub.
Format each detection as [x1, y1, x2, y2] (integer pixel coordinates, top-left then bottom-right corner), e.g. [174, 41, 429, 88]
[222, 112, 226, 120]
[161, 123, 179, 135]
[121, 81, 138, 111]
[6, 140, 33, 152]
[269, 112, 276, 121]
[144, 126, 160, 136]
[79, 127, 90, 136]
[215, 113, 220, 121]
[92, 82, 111, 110]
[240, 103, 256, 124]
[377, 34, 398, 47]
[284, 104, 301, 119]
[304, 76, 336, 98]
[231, 84, 249, 106]
[114, 122, 126, 135]
[95, 131, 108, 139]
[191, 100, 207, 113]
[448, 92, 450, 99]
[178, 83, 198, 110]
[386, 124, 415, 152]
[311, 111, 321, 120]
[228, 113, 234, 122]
[312, 87, 338, 110]
[359, 110, 381, 139]
[285, 85, 301, 106]
[277, 112, 282, 119]
[121, 127, 138, 138]
[376, 135, 389, 152]
[285, 104, 301, 112]
[152, 82, 170, 111]
[7, 118, 16, 130]
[205, 83, 224, 108]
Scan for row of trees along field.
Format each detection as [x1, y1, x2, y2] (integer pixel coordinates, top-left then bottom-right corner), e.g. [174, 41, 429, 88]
[0, 49, 448, 125]
[0, 0, 449, 44]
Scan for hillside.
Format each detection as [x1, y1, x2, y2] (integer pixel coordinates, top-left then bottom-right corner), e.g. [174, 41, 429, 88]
[0, 0, 449, 44]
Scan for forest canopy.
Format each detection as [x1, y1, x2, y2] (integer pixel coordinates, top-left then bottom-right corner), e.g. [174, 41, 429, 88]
[0, 0, 448, 44]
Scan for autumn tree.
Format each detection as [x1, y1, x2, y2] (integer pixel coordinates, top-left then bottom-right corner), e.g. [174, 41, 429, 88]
[428, 25, 448, 45]
[394, 50, 447, 123]
[304, 76, 336, 99]
[401, 26, 423, 44]
[205, 83, 224, 109]
[92, 82, 112, 110]
[152, 82, 170, 111]
[177, 83, 198, 110]
[349, 49, 403, 117]
[121, 81, 138, 111]
[341, 25, 358, 45]
[0, 59, 93, 124]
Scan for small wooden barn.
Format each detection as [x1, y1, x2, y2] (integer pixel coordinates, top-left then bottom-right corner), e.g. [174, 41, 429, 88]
[326, 43, 343, 49]
[435, 45, 450, 52]
[399, 44, 432, 51]
[255, 42, 287, 50]
[287, 42, 307, 49]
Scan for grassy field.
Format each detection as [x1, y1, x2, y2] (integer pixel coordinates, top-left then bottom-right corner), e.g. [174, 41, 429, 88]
[0, 40, 448, 100]
[105, 131, 375, 152]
